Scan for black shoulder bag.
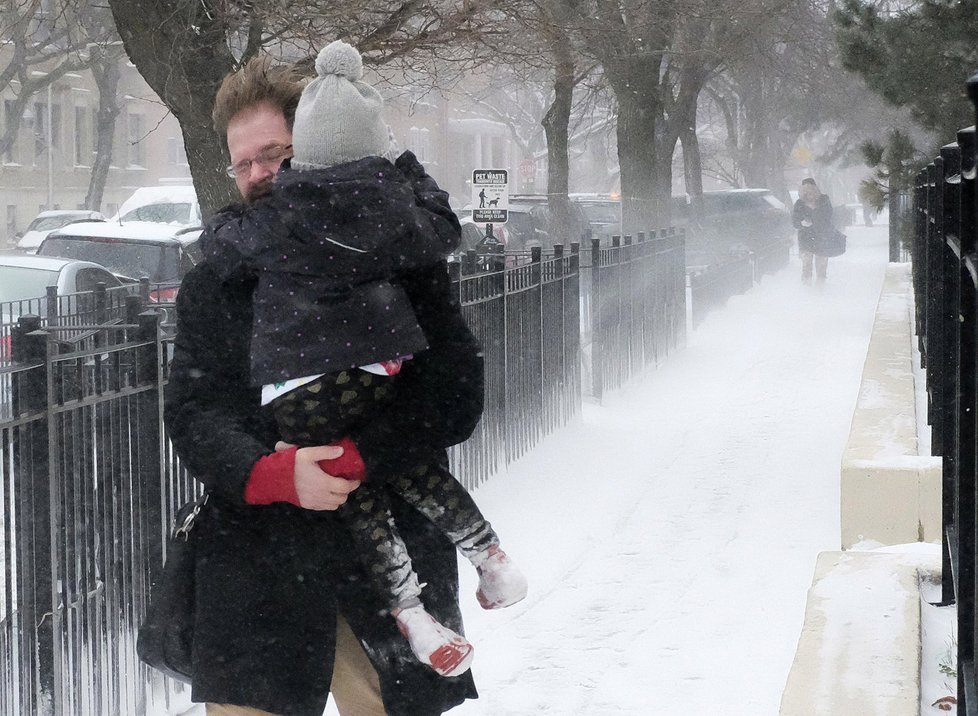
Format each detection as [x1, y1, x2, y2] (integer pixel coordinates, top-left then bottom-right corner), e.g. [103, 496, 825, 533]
[137, 492, 209, 683]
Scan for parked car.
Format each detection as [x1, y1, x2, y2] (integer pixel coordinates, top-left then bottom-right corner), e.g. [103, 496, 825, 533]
[570, 194, 622, 240]
[37, 220, 203, 302]
[0, 254, 134, 359]
[675, 188, 792, 268]
[0, 254, 132, 307]
[15, 209, 106, 253]
[0, 254, 143, 418]
[110, 185, 201, 226]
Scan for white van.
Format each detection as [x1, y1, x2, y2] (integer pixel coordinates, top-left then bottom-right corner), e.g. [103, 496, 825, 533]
[111, 185, 201, 226]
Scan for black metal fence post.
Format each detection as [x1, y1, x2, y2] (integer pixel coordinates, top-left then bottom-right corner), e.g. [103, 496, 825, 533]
[590, 238, 603, 401]
[135, 310, 165, 631]
[927, 162, 947, 459]
[956, 121, 978, 711]
[531, 246, 544, 441]
[566, 243, 582, 421]
[915, 170, 929, 361]
[11, 316, 55, 714]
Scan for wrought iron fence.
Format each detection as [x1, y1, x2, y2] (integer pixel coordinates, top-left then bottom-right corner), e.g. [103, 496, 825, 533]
[912, 74, 978, 716]
[686, 236, 790, 329]
[0, 230, 685, 714]
[579, 231, 687, 399]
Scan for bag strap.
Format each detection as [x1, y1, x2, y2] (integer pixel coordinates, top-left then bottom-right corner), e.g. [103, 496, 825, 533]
[174, 492, 209, 542]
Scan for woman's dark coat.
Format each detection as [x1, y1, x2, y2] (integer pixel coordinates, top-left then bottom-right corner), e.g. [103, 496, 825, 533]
[164, 205, 483, 713]
[791, 193, 834, 256]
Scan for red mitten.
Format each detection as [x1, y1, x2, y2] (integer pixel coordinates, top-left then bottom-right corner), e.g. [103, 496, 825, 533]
[318, 436, 367, 481]
[244, 446, 301, 506]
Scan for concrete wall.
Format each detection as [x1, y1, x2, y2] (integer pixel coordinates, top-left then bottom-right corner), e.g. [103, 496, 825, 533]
[780, 264, 944, 714]
[779, 550, 939, 716]
[840, 263, 941, 549]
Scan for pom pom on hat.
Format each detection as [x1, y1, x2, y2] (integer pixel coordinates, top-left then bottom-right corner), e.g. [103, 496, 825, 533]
[315, 40, 363, 82]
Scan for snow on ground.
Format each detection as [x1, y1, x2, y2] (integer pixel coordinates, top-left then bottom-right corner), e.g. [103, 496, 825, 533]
[158, 220, 931, 716]
[432, 223, 893, 715]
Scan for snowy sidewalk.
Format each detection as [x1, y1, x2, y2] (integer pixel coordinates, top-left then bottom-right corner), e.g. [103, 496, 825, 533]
[437, 224, 892, 715]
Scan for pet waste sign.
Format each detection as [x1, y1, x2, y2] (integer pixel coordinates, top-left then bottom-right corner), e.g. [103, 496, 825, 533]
[472, 169, 509, 224]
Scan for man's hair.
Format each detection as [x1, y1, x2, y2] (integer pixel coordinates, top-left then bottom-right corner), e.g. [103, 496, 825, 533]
[212, 56, 305, 136]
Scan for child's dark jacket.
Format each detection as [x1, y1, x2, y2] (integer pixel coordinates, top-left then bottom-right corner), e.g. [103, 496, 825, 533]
[201, 150, 461, 385]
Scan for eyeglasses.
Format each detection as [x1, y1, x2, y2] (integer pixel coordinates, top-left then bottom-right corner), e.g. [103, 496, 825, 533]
[225, 144, 293, 178]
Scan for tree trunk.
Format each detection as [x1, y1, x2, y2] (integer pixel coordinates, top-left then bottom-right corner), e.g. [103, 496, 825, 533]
[680, 125, 703, 218]
[604, 54, 664, 236]
[85, 52, 121, 212]
[106, 0, 240, 217]
[541, 34, 574, 247]
[616, 90, 661, 235]
[671, 75, 705, 207]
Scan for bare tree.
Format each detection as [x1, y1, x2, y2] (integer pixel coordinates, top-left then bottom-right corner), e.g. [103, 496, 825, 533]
[84, 41, 125, 211]
[0, 1, 112, 160]
[105, 0, 499, 216]
[702, 0, 873, 199]
[549, 0, 788, 233]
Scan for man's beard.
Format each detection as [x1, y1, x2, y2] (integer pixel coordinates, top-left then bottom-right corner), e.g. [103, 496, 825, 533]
[246, 178, 273, 203]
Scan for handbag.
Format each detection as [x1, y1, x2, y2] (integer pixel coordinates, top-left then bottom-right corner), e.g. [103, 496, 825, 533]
[137, 492, 209, 683]
[815, 229, 847, 258]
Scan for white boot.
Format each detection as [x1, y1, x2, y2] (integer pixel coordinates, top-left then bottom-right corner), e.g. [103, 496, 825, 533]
[475, 546, 528, 610]
[394, 605, 474, 678]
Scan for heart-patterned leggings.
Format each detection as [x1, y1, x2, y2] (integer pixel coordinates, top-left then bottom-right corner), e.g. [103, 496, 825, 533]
[270, 368, 497, 609]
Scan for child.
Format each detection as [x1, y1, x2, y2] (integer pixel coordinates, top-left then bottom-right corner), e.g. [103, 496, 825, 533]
[202, 40, 527, 678]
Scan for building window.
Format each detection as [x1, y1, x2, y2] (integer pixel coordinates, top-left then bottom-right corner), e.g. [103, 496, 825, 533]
[166, 136, 187, 166]
[2, 100, 17, 163]
[6, 205, 16, 241]
[90, 107, 99, 160]
[74, 106, 87, 165]
[33, 101, 46, 164]
[50, 102, 61, 149]
[127, 112, 144, 167]
[31, 101, 61, 164]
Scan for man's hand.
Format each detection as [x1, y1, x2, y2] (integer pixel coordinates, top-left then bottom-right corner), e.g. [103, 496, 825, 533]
[275, 441, 360, 511]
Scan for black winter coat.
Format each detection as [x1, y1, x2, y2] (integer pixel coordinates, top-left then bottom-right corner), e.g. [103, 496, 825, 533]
[792, 194, 834, 256]
[164, 256, 483, 714]
[201, 151, 461, 386]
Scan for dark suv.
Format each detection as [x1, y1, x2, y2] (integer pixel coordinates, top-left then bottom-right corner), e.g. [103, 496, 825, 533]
[570, 194, 621, 241]
[675, 189, 792, 268]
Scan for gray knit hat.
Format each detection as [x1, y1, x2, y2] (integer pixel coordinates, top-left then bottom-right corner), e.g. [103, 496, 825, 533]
[291, 40, 393, 169]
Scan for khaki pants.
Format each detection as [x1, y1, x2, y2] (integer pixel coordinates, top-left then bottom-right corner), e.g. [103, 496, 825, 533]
[206, 615, 386, 716]
[800, 251, 828, 283]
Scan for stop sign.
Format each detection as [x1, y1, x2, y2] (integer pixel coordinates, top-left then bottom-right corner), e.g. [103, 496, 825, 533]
[519, 159, 536, 177]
